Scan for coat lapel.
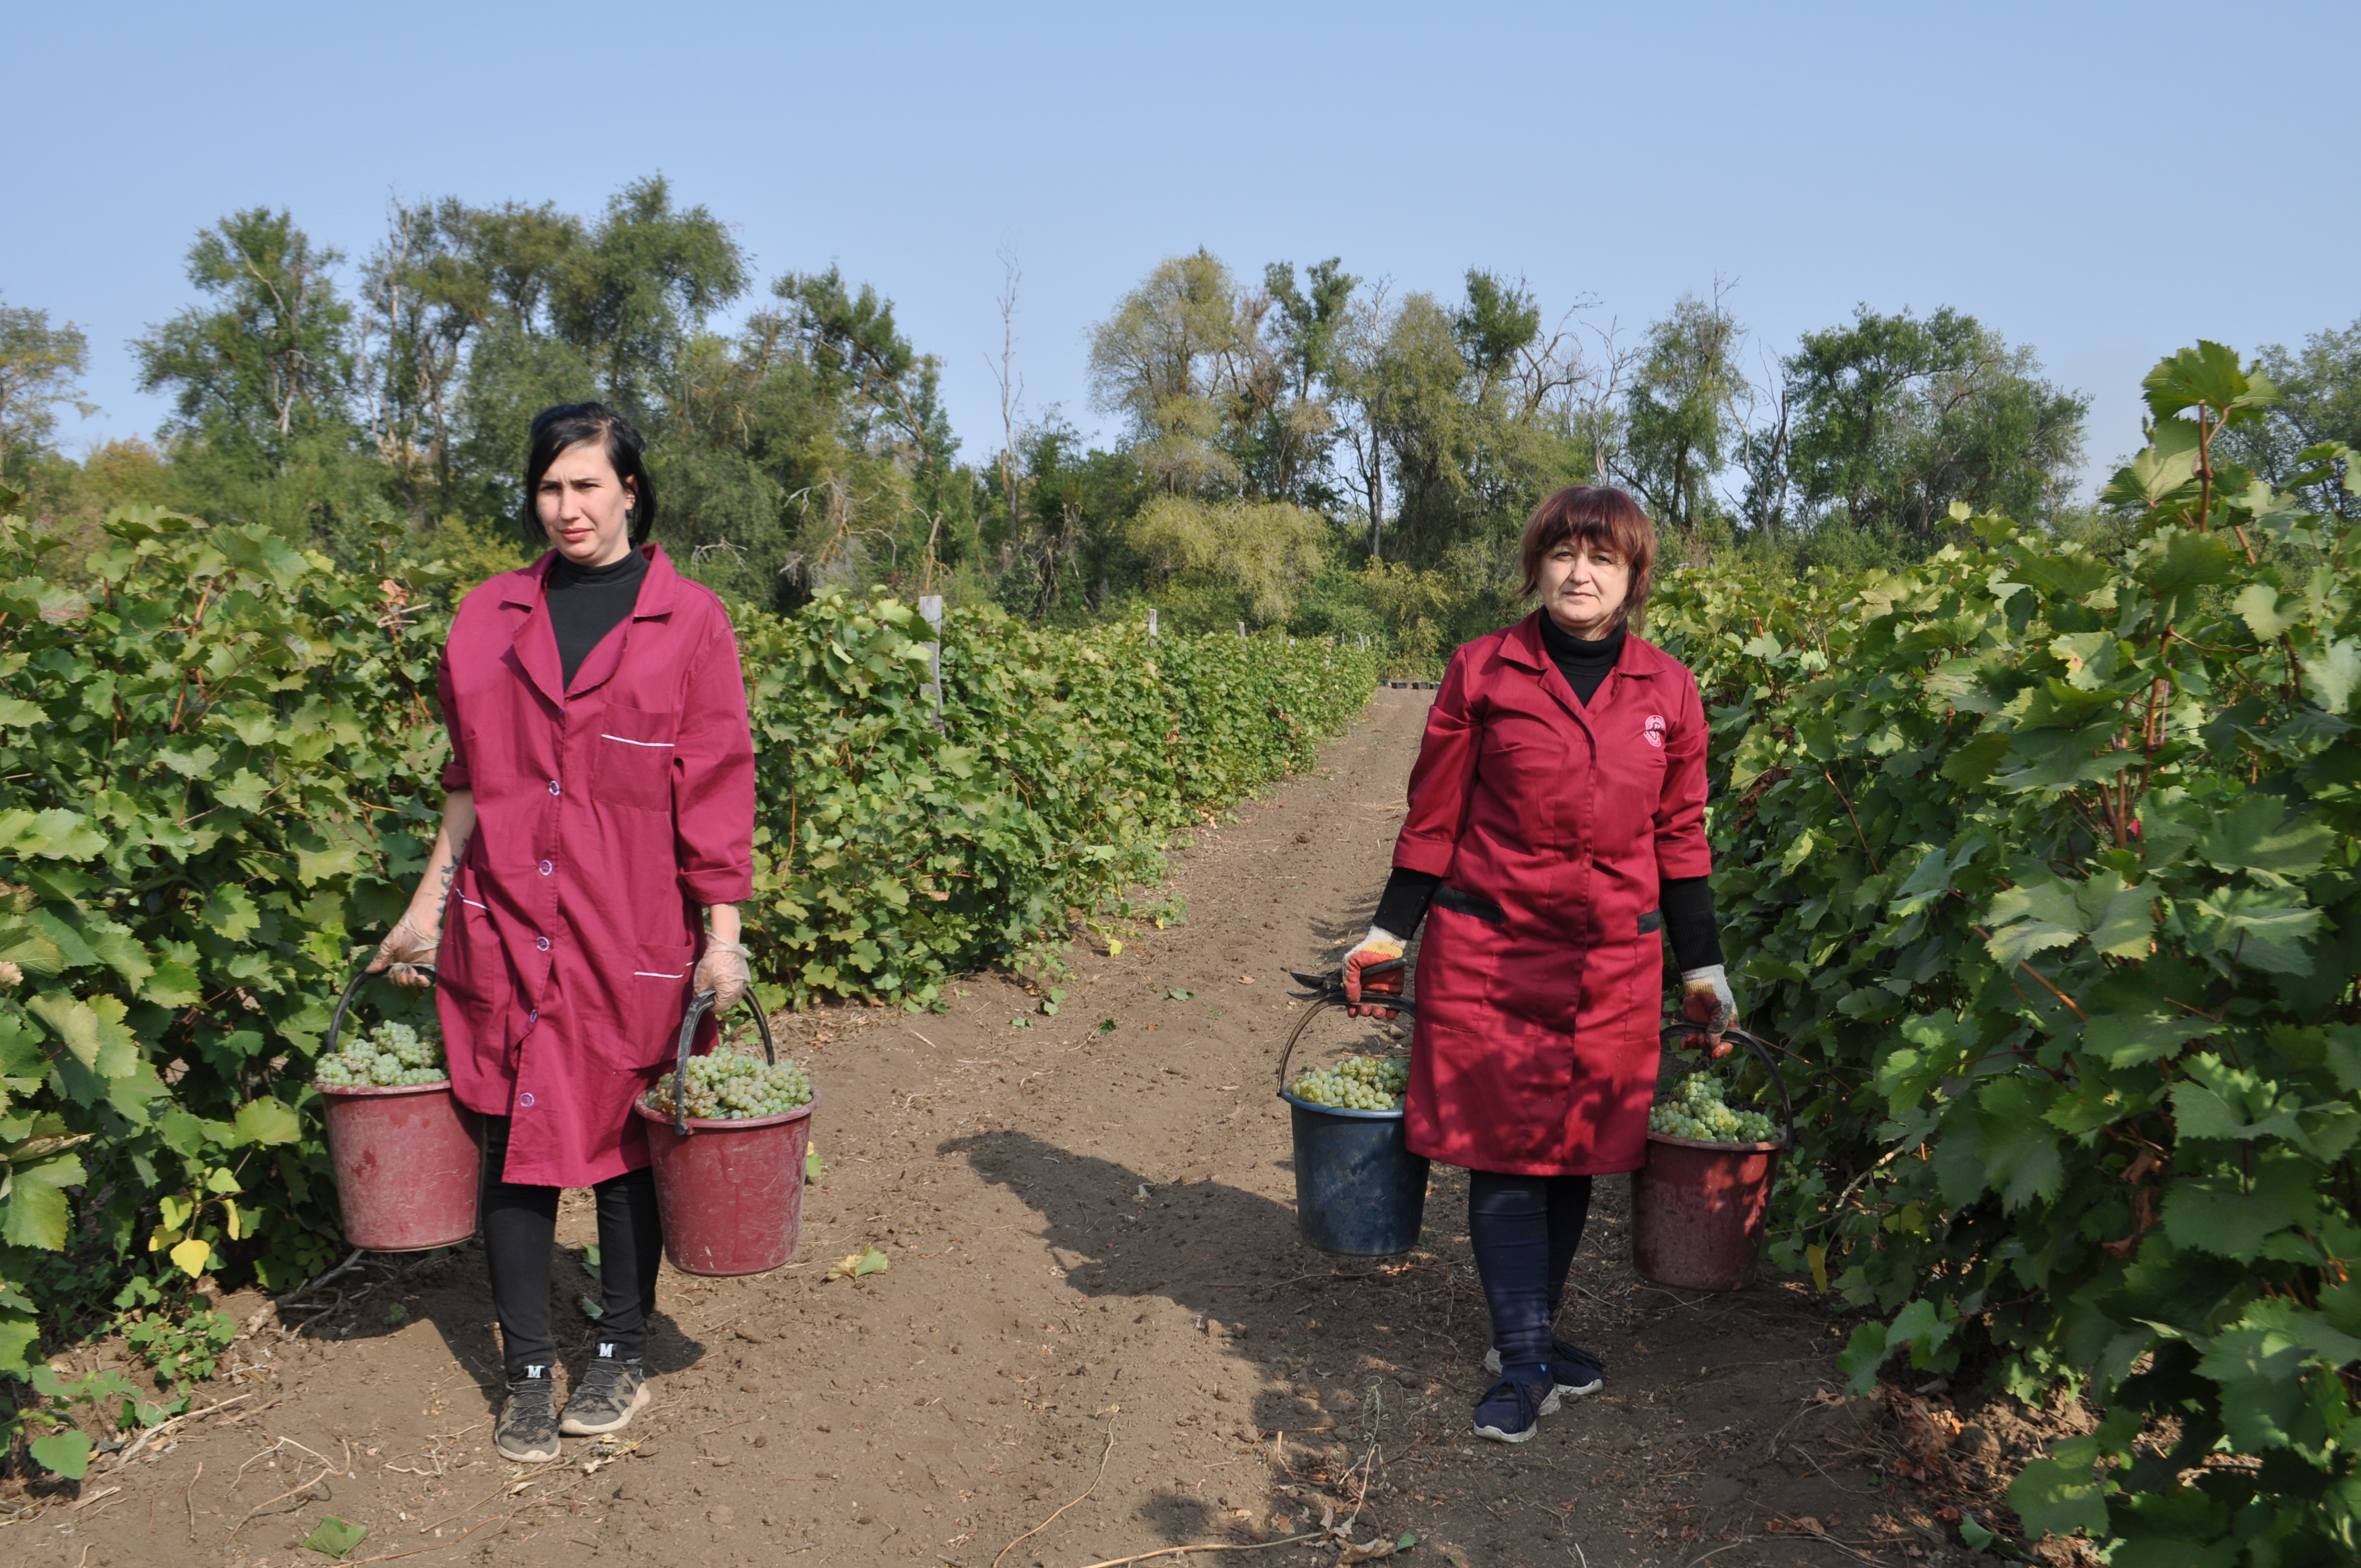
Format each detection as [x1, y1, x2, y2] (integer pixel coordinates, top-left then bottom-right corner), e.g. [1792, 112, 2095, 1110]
[563, 544, 681, 699]
[1502, 612, 1593, 737]
[500, 554, 568, 711]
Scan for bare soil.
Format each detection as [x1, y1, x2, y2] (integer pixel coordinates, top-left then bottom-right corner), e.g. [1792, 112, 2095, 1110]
[12, 688, 2023, 1568]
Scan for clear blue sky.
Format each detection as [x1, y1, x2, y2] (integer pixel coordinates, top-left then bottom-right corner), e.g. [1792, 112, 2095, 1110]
[11, 1, 2357, 494]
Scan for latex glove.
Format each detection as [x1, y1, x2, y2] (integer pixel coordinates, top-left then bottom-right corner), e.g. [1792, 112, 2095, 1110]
[694, 938, 753, 1014]
[1343, 927, 1407, 1019]
[1679, 964, 1737, 1059]
[368, 914, 440, 990]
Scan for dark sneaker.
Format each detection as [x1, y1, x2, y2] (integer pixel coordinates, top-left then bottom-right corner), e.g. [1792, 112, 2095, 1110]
[495, 1372, 561, 1463]
[1472, 1373, 1560, 1444]
[1484, 1337, 1606, 1397]
[559, 1356, 650, 1437]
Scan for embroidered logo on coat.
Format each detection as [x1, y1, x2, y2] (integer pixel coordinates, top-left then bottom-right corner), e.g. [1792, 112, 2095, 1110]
[1644, 713, 1667, 749]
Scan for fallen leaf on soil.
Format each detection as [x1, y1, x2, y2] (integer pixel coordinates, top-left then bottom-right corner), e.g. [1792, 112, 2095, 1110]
[824, 1246, 889, 1282]
[302, 1516, 369, 1558]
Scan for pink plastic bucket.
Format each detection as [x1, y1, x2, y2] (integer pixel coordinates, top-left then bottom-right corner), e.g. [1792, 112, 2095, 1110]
[320, 1080, 481, 1251]
[1628, 1024, 1793, 1292]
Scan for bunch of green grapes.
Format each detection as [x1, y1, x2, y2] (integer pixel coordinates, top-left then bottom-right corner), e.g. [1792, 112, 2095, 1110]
[315, 1020, 447, 1087]
[643, 1052, 814, 1121]
[1289, 1054, 1411, 1111]
[1649, 1070, 1778, 1144]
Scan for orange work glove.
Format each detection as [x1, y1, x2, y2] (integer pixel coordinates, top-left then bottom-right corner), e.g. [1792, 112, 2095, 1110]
[1343, 929, 1407, 1020]
[1678, 965, 1737, 1059]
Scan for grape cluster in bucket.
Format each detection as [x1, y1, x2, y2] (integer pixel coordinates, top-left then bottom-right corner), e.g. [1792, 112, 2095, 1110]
[644, 1052, 814, 1120]
[1290, 1054, 1410, 1111]
[1650, 1070, 1778, 1144]
[315, 1020, 447, 1087]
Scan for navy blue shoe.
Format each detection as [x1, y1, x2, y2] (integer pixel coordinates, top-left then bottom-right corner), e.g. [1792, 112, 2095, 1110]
[1485, 1338, 1606, 1397]
[1472, 1373, 1560, 1444]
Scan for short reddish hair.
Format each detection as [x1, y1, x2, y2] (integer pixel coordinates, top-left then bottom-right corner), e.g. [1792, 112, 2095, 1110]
[1517, 485, 1656, 629]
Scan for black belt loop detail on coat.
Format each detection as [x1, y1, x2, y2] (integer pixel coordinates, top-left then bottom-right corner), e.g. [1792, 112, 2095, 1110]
[1637, 909, 1663, 936]
[1436, 885, 1507, 925]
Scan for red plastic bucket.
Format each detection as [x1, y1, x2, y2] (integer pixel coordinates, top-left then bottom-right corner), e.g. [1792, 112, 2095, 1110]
[315, 965, 481, 1251]
[1629, 1025, 1792, 1292]
[321, 1080, 482, 1251]
[632, 990, 816, 1277]
[633, 1094, 817, 1276]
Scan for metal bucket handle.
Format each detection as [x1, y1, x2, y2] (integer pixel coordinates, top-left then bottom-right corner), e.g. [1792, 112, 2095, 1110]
[1659, 1021, 1795, 1150]
[324, 961, 438, 1059]
[668, 989, 779, 1139]
[1275, 961, 1416, 1095]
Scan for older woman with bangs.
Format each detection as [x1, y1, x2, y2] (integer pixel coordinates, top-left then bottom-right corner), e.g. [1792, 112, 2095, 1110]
[1342, 485, 1737, 1444]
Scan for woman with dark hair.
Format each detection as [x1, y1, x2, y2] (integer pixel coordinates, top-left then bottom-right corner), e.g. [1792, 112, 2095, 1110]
[370, 402, 757, 1461]
[1342, 484, 1736, 1444]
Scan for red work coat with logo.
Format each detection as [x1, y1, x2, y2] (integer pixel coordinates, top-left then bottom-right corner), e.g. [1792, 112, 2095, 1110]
[432, 545, 755, 1188]
[1392, 613, 1711, 1177]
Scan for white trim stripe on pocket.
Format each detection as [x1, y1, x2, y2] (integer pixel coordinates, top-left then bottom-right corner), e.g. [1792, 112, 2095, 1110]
[461, 896, 488, 910]
[633, 968, 689, 979]
[601, 734, 675, 748]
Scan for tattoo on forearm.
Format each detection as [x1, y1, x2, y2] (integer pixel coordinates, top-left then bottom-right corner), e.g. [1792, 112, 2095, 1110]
[429, 830, 472, 916]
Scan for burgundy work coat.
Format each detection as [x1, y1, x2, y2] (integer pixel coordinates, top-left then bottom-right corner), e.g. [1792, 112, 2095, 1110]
[1392, 613, 1711, 1177]
[433, 545, 755, 1187]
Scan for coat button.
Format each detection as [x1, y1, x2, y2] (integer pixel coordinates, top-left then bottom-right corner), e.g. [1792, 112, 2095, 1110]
[527, 1009, 538, 1023]
[518, 1092, 535, 1108]
[538, 859, 553, 875]
[548, 779, 562, 796]
[535, 936, 551, 952]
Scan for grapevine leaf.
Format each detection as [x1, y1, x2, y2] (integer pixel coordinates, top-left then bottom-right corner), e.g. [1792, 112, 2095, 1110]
[1984, 879, 2083, 966]
[1974, 1078, 2065, 1210]
[301, 1517, 369, 1559]
[2159, 1161, 2320, 1262]
[2233, 583, 2303, 640]
[2194, 1300, 2361, 1452]
[27, 1430, 92, 1481]
[168, 1237, 213, 1278]
[2194, 794, 2334, 883]
[230, 1098, 301, 1147]
[2304, 638, 2361, 715]
[2009, 1456, 2109, 1538]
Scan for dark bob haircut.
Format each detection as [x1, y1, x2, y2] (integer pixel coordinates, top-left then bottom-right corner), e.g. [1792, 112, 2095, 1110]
[1517, 485, 1657, 630]
[520, 402, 658, 547]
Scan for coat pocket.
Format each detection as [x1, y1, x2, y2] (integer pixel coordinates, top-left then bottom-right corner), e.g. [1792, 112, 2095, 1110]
[433, 886, 508, 1019]
[592, 706, 679, 812]
[605, 941, 696, 1072]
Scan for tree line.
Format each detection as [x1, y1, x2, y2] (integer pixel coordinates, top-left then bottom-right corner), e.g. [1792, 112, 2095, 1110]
[3, 176, 2355, 663]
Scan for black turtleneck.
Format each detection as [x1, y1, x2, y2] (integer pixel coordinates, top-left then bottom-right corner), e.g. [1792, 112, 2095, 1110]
[1368, 613, 1722, 970]
[546, 548, 648, 687]
[1536, 612, 1625, 706]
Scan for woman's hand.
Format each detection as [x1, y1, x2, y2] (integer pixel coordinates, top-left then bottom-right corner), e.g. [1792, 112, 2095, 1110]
[369, 914, 442, 989]
[695, 905, 752, 1012]
[1679, 965, 1737, 1058]
[1343, 928, 1407, 1019]
[694, 939, 752, 1012]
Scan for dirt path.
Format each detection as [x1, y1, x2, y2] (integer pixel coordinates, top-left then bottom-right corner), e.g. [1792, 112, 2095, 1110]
[23, 689, 1981, 1568]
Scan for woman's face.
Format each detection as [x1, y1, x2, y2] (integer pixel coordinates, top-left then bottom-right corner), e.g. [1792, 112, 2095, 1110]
[536, 440, 637, 568]
[1538, 536, 1631, 639]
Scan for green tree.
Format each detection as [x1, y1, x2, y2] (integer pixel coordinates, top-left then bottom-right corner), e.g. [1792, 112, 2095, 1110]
[0, 300, 94, 476]
[133, 210, 356, 472]
[2218, 317, 2361, 519]
[1619, 292, 1745, 543]
[1780, 305, 2087, 552]
[551, 176, 748, 422]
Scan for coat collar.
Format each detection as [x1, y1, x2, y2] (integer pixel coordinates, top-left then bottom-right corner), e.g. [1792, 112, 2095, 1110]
[1499, 610, 1658, 734]
[498, 543, 685, 708]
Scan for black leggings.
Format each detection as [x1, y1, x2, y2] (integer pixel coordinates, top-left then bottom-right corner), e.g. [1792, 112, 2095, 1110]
[1466, 1169, 1593, 1375]
[481, 1116, 663, 1381]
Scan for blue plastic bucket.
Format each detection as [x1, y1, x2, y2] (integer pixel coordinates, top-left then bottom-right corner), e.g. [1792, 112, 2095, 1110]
[1280, 1089, 1430, 1255]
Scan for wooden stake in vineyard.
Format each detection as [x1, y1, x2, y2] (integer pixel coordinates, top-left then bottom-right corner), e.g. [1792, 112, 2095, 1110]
[919, 594, 945, 731]
[1147, 608, 1158, 640]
